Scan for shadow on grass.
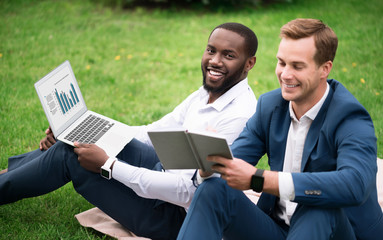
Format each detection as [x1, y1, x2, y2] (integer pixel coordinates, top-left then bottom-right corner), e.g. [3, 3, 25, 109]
[91, 0, 295, 13]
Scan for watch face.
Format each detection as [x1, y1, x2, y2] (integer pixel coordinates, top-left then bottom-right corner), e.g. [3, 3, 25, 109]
[101, 168, 111, 179]
[251, 174, 264, 193]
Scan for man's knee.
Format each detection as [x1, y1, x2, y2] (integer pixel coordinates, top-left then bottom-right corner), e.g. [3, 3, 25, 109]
[45, 141, 78, 168]
[198, 177, 226, 193]
[289, 206, 355, 240]
[196, 177, 236, 203]
[49, 141, 73, 152]
[118, 138, 159, 168]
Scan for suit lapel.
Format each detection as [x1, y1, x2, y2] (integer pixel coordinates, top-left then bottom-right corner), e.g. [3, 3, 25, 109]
[269, 102, 291, 171]
[301, 85, 334, 171]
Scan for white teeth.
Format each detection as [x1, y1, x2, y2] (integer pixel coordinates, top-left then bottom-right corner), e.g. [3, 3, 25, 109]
[284, 83, 298, 88]
[209, 70, 223, 76]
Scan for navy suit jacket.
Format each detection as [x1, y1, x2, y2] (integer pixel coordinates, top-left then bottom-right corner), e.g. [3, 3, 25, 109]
[231, 79, 383, 239]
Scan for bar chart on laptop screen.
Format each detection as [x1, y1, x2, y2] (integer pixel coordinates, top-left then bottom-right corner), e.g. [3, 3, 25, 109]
[38, 65, 85, 129]
[45, 79, 82, 117]
[52, 83, 79, 115]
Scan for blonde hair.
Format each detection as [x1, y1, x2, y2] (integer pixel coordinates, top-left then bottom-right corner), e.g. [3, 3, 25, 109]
[280, 18, 338, 66]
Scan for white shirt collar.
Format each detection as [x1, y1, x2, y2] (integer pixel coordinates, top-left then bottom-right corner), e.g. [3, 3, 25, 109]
[198, 78, 250, 112]
[289, 82, 330, 122]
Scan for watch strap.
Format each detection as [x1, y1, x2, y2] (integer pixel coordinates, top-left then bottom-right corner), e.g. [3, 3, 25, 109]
[102, 157, 116, 170]
[101, 157, 116, 180]
[254, 168, 264, 177]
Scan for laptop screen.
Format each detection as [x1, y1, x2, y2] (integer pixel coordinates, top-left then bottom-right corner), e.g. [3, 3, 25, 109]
[35, 61, 87, 136]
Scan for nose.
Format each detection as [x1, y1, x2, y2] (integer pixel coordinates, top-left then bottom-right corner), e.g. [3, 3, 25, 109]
[280, 66, 293, 80]
[210, 53, 222, 66]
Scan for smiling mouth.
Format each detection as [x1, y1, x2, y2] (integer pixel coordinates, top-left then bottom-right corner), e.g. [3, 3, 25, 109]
[209, 70, 223, 76]
[283, 83, 299, 88]
[207, 68, 225, 81]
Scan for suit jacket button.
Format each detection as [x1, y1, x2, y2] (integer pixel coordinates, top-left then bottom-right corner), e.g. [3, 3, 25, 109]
[305, 190, 322, 195]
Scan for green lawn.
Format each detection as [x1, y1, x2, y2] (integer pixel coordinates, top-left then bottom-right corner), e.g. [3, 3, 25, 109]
[1, 0, 382, 238]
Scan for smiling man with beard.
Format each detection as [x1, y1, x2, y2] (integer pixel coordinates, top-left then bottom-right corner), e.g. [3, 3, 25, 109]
[202, 25, 254, 103]
[1, 23, 258, 240]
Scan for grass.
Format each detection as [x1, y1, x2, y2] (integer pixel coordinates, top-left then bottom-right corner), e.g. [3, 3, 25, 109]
[0, 0, 382, 238]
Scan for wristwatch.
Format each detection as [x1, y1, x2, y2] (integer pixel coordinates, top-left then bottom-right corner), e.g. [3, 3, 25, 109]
[250, 169, 264, 193]
[101, 157, 117, 180]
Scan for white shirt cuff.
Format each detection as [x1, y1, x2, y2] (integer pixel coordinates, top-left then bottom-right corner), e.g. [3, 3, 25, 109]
[278, 172, 295, 201]
[196, 171, 220, 185]
[112, 159, 135, 179]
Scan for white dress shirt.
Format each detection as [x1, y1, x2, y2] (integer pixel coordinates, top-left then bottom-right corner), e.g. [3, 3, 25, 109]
[278, 83, 329, 225]
[112, 79, 257, 209]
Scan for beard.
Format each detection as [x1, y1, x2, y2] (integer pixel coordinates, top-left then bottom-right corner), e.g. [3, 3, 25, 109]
[202, 62, 246, 95]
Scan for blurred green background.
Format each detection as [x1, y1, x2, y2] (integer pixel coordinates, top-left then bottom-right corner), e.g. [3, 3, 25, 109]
[0, 0, 382, 238]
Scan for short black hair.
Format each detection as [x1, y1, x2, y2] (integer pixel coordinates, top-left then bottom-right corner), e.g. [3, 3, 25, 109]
[211, 22, 258, 57]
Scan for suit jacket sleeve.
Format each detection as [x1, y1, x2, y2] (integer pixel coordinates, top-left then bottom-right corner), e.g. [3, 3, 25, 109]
[291, 81, 377, 208]
[231, 93, 268, 165]
[292, 98, 377, 208]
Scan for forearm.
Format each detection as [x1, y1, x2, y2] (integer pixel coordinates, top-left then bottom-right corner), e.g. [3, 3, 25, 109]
[262, 170, 280, 197]
[112, 160, 195, 208]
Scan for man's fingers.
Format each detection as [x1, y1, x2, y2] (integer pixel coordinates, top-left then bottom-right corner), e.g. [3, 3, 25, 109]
[211, 163, 225, 174]
[39, 138, 49, 151]
[45, 127, 53, 134]
[207, 156, 231, 166]
[74, 141, 84, 148]
[207, 155, 221, 163]
[74, 141, 91, 148]
[47, 136, 56, 145]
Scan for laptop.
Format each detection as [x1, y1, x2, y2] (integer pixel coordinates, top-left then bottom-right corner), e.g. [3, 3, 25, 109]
[34, 60, 139, 157]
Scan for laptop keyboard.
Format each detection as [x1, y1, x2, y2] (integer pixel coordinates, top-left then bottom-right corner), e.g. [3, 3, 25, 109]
[64, 114, 114, 144]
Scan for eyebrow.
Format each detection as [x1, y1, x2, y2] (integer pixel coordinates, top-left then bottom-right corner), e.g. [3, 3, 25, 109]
[207, 44, 237, 54]
[277, 57, 306, 65]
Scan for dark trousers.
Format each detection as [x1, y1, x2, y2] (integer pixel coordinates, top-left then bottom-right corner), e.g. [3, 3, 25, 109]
[0, 139, 186, 240]
[177, 177, 356, 240]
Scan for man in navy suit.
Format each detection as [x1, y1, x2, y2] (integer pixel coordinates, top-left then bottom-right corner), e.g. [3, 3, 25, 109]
[177, 18, 383, 240]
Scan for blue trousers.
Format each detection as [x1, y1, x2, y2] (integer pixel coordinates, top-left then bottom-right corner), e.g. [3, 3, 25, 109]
[0, 139, 186, 240]
[177, 178, 356, 240]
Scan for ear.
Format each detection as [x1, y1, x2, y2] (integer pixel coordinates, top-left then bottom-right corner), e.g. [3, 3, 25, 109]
[245, 56, 256, 73]
[320, 60, 333, 79]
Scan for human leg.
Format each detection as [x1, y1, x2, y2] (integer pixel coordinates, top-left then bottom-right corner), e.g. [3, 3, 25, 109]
[0, 139, 157, 204]
[177, 178, 286, 240]
[287, 205, 356, 240]
[116, 138, 163, 169]
[5, 138, 158, 172]
[1, 140, 186, 239]
[0, 149, 45, 177]
[0, 142, 75, 204]
[1, 148, 50, 175]
[8, 148, 46, 170]
[72, 139, 186, 239]
[75, 173, 186, 240]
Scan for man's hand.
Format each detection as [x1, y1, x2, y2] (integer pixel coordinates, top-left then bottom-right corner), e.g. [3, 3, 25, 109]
[73, 142, 109, 173]
[207, 156, 256, 190]
[39, 127, 56, 150]
[198, 169, 215, 178]
[197, 125, 218, 178]
[208, 156, 280, 196]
